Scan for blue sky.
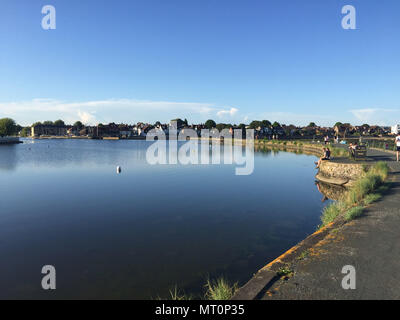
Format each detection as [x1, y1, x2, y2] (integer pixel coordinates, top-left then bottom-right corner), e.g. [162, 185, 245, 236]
[0, 0, 399, 126]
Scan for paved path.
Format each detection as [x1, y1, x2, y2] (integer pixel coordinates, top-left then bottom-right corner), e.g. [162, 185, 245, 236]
[262, 148, 400, 299]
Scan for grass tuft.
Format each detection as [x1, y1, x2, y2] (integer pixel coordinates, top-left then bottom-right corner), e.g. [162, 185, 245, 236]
[344, 206, 364, 221]
[277, 266, 293, 277]
[204, 277, 238, 300]
[320, 162, 389, 226]
[168, 286, 192, 300]
[321, 202, 346, 227]
[363, 193, 382, 205]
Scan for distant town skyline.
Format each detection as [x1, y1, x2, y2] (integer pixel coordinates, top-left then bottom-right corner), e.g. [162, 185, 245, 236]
[1, 98, 398, 128]
[1, 1, 399, 127]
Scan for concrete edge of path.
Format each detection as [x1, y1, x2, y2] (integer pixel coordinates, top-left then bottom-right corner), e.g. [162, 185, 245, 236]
[232, 219, 345, 300]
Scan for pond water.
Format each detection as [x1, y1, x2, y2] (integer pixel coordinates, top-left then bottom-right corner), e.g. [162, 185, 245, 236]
[0, 139, 329, 299]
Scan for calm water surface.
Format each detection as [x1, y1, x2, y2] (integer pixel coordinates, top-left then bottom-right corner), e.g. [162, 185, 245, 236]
[0, 139, 328, 299]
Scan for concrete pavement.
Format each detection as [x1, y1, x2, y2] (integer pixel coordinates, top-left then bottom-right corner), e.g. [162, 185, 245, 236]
[261, 148, 400, 299]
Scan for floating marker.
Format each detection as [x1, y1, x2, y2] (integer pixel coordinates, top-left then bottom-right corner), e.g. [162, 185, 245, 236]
[117, 166, 121, 174]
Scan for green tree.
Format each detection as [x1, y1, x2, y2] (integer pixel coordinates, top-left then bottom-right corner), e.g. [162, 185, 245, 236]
[43, 120, 54, 125]
[308, 122, 316, 127]
[249, 120, 262, 129]
[334, 122, 343, 127]
[205, 119, 216, 129]
[20, 127, 31, 137]
[262, 120, 271, 127]
[73, 121, 84, 129]
[272, 121, 281, 128]
[0, 118, 17, 136]
[32, 122, 42, 127]
[54, 119, 65, 126]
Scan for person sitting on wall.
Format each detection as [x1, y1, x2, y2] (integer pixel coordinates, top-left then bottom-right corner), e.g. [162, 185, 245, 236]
[349, 142, 357, 158]
[315, 147, 331, 169]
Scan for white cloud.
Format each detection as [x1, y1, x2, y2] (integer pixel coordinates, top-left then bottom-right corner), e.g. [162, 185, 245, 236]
[0, 98, 239, 126]
[349, 108, 399, 126]
[216, 107, 238, 118]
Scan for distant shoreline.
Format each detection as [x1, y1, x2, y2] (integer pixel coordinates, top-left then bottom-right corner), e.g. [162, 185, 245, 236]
[28, 136, 147, 140]
[0, 137, 22, 144]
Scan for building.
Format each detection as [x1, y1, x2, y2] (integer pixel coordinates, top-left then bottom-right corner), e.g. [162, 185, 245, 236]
[31, 124, 67, 137]
[96, 123, 120, 137]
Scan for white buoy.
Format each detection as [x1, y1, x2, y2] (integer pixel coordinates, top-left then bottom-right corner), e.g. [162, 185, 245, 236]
[117, 166, 121, 174]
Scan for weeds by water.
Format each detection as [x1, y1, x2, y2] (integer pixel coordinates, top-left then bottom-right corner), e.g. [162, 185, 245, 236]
[344, 206, 364, 221]
[162, 277, 238, 300]
[363, 193, 382, 205]
[204, 278, 238, 300]
[320, 161, 389, 227]
[168, 286, 192, 300]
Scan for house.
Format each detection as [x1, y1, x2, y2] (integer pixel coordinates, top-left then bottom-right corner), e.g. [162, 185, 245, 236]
[96, 123, 120, 137]
[79, 126, 96, 137]
[334, 123, 352, 138]
[67, 126, 80, 136]
[31, 124, 67, 137]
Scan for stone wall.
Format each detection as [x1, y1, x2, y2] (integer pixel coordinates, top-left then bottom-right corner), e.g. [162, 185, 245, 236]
[317, 161, 365, 187]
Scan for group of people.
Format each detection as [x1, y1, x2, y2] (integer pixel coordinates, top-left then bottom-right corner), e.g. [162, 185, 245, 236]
[315, 135, 400, 167]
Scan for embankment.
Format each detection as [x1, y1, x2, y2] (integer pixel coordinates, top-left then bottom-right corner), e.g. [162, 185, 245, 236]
[232, 146, 388, 300]
[254, 140, 365, 187]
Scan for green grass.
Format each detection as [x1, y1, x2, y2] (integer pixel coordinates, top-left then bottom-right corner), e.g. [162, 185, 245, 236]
[277, 266, 293, 276]
[321, 202, 342, 226]
[363, 193, 382, 205]
[167, 286, 192, 300]
[296, 250, 310, 260]
[161, 277, 237, 300]
[204, 277, 238, 300]
[330, 147, 348, 157]
[320, 162, 389, 227]
[344, 206, 364, 221]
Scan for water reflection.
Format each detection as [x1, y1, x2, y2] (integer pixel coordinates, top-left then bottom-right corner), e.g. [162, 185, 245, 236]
[0, 139, 328, 299]
[315, 180, 345, 201]
[0, 145, 17, 171]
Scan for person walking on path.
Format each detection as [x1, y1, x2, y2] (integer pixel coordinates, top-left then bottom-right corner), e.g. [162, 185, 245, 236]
[396, 134, 400, 161]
